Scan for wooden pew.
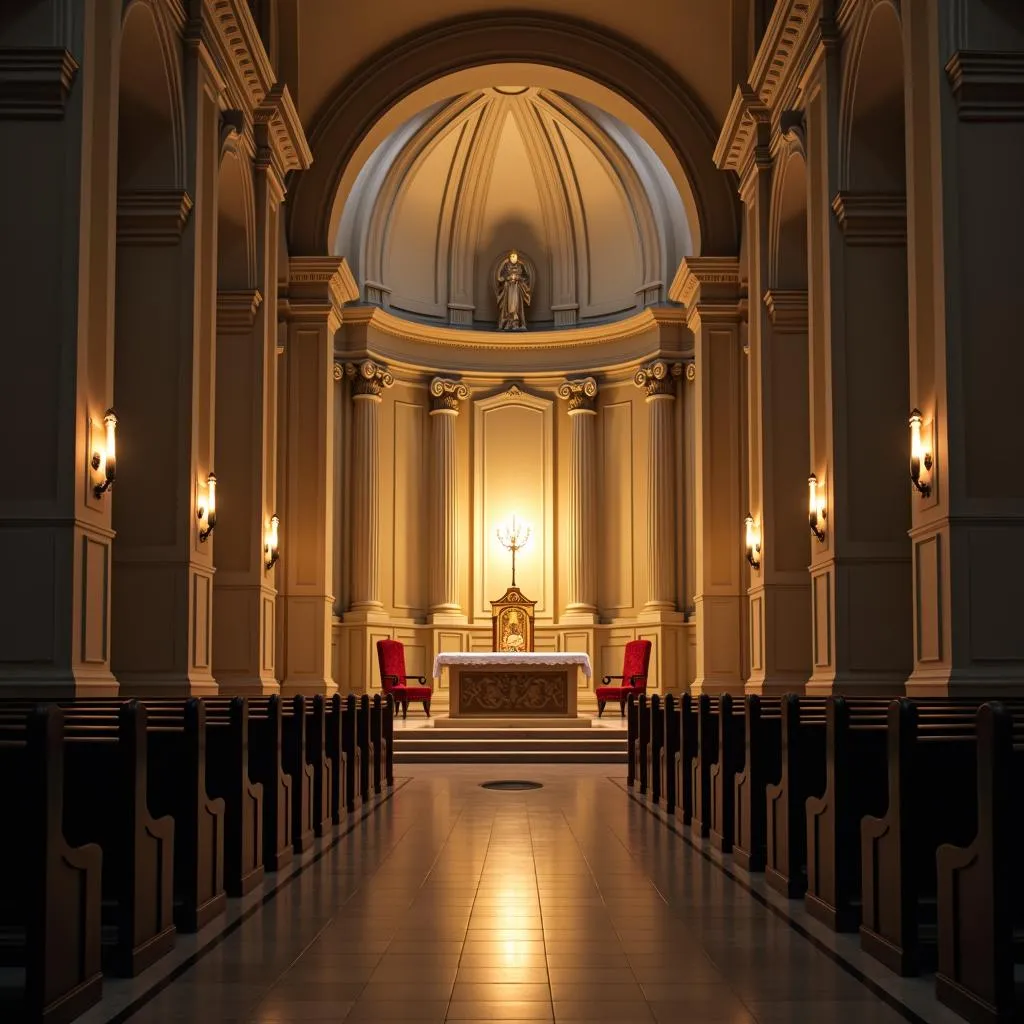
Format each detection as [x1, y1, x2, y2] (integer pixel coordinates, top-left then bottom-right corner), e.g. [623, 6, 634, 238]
[280, 696, 316, 853]
[765, 695, 827, 898]
[304, 695, 334, 838]
[626, 693, 638, 788]
[733, 695, 782, 872]
[662, 694, 679, 815]
[675, 693, 697, 828]
[858, 698, 1003, 976]
[382, 694, 395, 788]
[357, 695, 372, 803]
[59, 703, 176, 976]
[935, 702, 1024, 1024]
[341, 694, 360, 812]
[202, 698, 265, 896]
[648, 695, 664, 805]
[690, 695, 718, 838]
[143, 700, 227, 932]
[246, 696, 293, 871]
[0, 706, 103, 1024]
[710, 693, 745, 853]
[805, 697, 891, 931]
[325, 694, 348, 824]
[370, 695, 384, 797]
[636, 694, 650, 797]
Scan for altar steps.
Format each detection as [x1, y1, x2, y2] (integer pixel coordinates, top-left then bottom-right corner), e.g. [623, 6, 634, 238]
[392, 724, 627, 764]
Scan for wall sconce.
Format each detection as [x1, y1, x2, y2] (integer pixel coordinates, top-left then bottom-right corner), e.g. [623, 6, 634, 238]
[264, 514, 280, 570]
[744, 514, 761, 570]
[197, 472, 217, 542]
[808, 474, 827, 542]
[909, 408, 933, 497]
[91, 408, 118, 498]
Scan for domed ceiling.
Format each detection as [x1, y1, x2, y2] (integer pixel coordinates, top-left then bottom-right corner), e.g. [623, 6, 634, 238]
[335, 87, 691, 330]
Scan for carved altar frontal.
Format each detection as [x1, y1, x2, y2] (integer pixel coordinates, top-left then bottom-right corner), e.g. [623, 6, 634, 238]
[458, 670, 570, 716]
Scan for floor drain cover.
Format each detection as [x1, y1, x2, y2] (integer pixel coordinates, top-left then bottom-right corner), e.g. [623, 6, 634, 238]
[480, 780, 543, 791]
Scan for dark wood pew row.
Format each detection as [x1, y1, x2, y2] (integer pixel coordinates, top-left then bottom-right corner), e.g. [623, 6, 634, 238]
[325, 694, 350, 821]
[636, 694, 650, 796]
[141, 700, 227, 932]
[626, 693, 638, 788]
[0, 706, 103, 1024]
[690, 695, 719, 838]
[280, 696, 316, 854]
[804, 696, 892, 931]
[647, 695, 664, 805]
[244, 696, 293, 871]
[357, 695, 372, 803]
[935, 702, 1024, 1024]
[662, 694, 679, 815]
[370, 695, 384, 796]
[58, 703, 175, 975]
[733, 695, 782, 872]
[675, 693, 697, 828]
[383, 693, 395, 789]
[709, 693, 745, 853]
[765, 695, 827, 898]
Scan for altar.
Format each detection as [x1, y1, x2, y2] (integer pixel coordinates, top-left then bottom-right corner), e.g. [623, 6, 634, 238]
[432, 652, 592, 718]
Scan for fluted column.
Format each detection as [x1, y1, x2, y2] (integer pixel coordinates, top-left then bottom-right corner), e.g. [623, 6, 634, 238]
[635, 361, 682, 611]
[558, 377, 599, 622]
[347, 359, 393, 611]
[428, 378, 468, 623]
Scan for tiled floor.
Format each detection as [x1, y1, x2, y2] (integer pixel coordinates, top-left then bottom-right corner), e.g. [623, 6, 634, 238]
[120, 766, 937, 1023]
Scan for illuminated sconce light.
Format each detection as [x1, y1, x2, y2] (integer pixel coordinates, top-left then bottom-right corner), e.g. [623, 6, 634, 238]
[264, 514, 280, 570]
[808, 473, 827, 542]
[197, 472, 217, 542]
[744, 514, 761, 570]
[91, 408, 118, 498]
[909, 408, 933, 497]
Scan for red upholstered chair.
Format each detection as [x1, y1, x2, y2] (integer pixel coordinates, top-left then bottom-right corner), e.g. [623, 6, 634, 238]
[376, 639, 432, 720]
[595, 640, 652, 717]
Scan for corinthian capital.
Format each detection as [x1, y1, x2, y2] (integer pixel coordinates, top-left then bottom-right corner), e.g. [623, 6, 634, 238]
[345, 359, 394, 397]
[633, 360, 682, 398]
[429, 377, 470, 413]
[557, 377, 598, 413]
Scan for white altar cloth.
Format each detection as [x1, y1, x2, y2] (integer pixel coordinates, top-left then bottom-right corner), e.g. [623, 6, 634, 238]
[432, 651, 593, 680]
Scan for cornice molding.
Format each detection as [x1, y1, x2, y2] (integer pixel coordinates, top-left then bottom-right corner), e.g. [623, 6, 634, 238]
[669, 256, 742, 309]
[763, 289, 808, 328]
[831, 192, 906, 245]
[339, 303, 687, 354]
[287, 256, 359, 320]
[749, 1, 816, 111]
[714, 84, 772, 181]
[117, 189, 194, 244]
[255, 83, 312, 180]
[0, 48, 79, 119]
[203, 0, 274, 113]
[217, 289, 263, 330]
[946, 51, 1024, 121]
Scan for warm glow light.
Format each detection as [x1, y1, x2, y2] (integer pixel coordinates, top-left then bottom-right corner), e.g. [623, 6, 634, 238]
[496, 514, 531, 587]
[909, 408, 932, 497]
[197, 472, 217, 542]
[808, 474, 827, 542]
[265, 514, 280, 570]
[92, 408, 118, 497]
[744, 513, 761, 570]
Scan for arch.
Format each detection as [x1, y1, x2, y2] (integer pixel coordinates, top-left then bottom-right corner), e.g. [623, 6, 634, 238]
[287, 12, 740, 259]
[840, 0, 906, 192]
[216, 146, 257, 292]
[769, 146, 809, 290]
[118, 0, 186, 190]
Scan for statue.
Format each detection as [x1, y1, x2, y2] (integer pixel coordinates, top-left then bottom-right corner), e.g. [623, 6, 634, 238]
[495, 250, 531, 331]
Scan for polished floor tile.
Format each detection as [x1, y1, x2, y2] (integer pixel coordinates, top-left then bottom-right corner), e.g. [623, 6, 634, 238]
[111, 764, 956, 1023]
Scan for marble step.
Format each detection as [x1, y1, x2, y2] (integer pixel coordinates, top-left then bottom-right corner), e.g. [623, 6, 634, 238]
[392, 723, 626, 763]
[393, 737, 624, 753]
[394, 749, 626, 764]
[395, 728, 625, 743]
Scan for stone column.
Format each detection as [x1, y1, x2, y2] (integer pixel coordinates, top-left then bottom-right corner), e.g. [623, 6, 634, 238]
[428, 378, 468, 623]
[558, 377, 599, 622]
[0, 1, 121, 695]
[346, 359, 394, 614]
[903, 9, 1024, 696]
[279, 256, 357, 695]
[673, 258, 745, 695]
[634, 361, 683, 613]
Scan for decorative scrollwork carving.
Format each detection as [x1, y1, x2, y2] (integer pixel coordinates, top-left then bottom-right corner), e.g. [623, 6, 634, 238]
[429, 377, 470, 412]
[556, 376, 598, 413]
[633, 360, 683, 398]
[345, 359, 394, 397]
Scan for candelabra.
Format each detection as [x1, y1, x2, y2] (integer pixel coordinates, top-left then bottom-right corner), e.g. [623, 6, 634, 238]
[496, 516, 531, 587]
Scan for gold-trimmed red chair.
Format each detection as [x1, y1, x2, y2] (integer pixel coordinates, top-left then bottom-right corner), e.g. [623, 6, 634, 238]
[595, 639, 652, 717]
[376, 639, 433, 720]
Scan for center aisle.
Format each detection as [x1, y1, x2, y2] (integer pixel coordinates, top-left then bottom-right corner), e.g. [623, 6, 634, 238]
[119, 766, 917, 1023]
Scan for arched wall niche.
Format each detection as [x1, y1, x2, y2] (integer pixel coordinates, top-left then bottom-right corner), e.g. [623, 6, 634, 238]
[216, 147, 257, 292]
[118, 0, 185, 191]
[769, 147, 808, 291]
[287, 12, 741, 260]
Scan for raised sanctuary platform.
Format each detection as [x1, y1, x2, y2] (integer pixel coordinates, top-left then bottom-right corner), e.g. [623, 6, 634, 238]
[432, 652, 592, 719]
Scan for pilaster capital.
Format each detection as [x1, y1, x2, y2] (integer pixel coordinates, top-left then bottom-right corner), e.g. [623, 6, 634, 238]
[346, 359, 394, 398]
[831, 193, 906, 246]
[0, 48, 79, 118]
[287, 256, 358, 330]
[670, 257, 743, 330]
[117, 189, 194, 244]
[429, 377, 469, 413]
[763, 289, 808, 329]
[557, 377, 598, 413]
[634, 361, 682, 399]
[217, 289, 263, 331]
[946, 51, 1024, 121]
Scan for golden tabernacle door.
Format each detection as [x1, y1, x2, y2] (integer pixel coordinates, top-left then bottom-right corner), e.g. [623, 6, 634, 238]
[490, 587, 536, 652]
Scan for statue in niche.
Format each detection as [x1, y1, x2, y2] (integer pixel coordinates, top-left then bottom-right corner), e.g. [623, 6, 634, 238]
[495, 250, 532, 331]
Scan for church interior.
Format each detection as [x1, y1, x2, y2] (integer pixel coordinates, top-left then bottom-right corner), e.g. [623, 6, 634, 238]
[2, 0, 1024, 1022]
